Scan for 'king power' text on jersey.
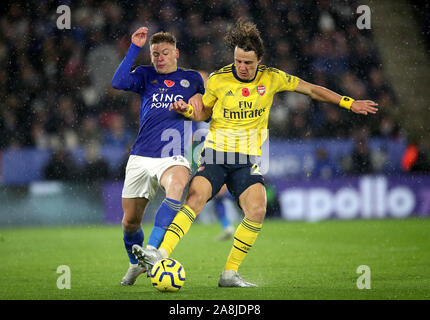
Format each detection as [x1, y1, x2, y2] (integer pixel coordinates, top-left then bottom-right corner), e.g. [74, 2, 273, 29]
[112, 43, 205, 158]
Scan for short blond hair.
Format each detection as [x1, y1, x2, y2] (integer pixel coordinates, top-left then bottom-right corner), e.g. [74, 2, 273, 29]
[149, 32, 177, 46]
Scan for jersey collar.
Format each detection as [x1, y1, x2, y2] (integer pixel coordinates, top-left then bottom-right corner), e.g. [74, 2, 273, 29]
[153, 66, 181, 75]
[232, 64, 259, 83]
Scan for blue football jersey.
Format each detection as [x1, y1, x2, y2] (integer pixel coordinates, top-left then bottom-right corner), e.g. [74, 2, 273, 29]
[112, 44, 205, 158]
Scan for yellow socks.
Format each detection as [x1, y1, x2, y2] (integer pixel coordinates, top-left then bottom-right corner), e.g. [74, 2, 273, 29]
[224, 217, 262, 271]
[159, 205, 196, 256]
[159, 206, 262, 273]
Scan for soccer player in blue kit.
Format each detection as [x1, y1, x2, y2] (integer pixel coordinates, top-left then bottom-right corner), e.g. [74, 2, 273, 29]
[111, 27, 204, 285]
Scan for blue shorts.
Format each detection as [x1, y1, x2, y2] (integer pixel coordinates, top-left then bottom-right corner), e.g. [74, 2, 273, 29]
[193, 148, 265, 203]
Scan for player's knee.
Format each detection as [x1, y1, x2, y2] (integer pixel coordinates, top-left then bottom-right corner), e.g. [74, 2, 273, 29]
[186, 189, 208, 215]
[245, 203, 266, 222]
[165, 178, 187, 198]
[122, 215, 141, 231]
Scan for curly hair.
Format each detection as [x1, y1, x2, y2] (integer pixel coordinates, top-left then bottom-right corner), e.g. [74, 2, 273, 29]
[224, 19, 264, 59]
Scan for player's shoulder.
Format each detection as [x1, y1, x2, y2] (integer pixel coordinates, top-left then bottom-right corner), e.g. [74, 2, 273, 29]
[178, 67, 202, 79]
[208, 64, 234, 79]
[257, 65, 283, 74]
[258, 65, 297, 82]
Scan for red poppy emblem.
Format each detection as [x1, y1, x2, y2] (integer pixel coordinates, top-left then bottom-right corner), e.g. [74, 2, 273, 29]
[164, 80, 175, 87]
[257, 85, 266, 96]
[197, 166, 205, 172]
[242, 87, 250, 97]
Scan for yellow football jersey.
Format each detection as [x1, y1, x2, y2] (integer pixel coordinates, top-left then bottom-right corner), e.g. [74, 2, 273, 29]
[202, 63, 300, 155]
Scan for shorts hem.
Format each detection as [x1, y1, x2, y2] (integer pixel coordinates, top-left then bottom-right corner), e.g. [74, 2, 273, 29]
[121, 193, 151, 200]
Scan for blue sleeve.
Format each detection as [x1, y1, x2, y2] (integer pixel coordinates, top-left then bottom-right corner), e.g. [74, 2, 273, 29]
[196, 73, 205, 95]
[111, 43, 145, 92]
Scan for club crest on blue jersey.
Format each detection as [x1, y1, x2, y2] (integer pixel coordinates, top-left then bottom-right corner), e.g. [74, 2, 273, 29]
[180, 79, 190, 88]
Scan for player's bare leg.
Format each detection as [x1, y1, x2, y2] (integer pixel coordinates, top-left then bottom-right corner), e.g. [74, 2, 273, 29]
[137, 165, 190, 272]
[219, 183, 266, 287]
[122, 197, 148, 232]
[160, 165, 190, 201]
[145, 165, 190, 250]
[238, 182, 266, 224]
[183, 176, 213, 215]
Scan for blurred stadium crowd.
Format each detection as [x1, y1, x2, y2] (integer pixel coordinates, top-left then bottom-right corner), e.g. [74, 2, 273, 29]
[0, 0, 410, 181]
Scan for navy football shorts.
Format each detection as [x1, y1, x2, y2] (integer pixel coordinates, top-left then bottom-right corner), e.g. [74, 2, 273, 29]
[193, 148, 265, 203]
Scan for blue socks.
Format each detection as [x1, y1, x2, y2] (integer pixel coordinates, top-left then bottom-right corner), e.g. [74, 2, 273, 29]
[123, 198, 181, 263]
[147, 198, 182, 248]
[215, 198, 231, 229]
[123, 228, 144, 264]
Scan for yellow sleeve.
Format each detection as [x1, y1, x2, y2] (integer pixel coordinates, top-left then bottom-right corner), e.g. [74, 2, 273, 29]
[202, 75, 218, 108]
[274, 69, 300, 93]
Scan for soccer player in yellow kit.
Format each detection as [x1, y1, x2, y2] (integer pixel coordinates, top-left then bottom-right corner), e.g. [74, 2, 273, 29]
[133, 20, 379, 287]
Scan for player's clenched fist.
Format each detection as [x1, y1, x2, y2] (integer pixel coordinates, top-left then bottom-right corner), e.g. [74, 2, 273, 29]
[132, 27, 148, 48]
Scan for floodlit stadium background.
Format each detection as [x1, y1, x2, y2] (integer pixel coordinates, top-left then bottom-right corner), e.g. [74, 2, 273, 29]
[0, 0, 429, 225]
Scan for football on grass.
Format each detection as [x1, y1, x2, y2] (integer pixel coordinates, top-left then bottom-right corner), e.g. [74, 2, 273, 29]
[150, 258, 185, 292]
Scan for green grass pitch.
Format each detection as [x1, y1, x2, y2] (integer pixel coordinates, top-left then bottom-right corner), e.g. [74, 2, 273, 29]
[1, 218, 429, 300]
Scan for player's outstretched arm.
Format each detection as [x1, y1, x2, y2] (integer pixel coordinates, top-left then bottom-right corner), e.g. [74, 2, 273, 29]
[111, 27, 148, 91]
[169, 99, 212, 121]
[295, 79, 379, 115]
